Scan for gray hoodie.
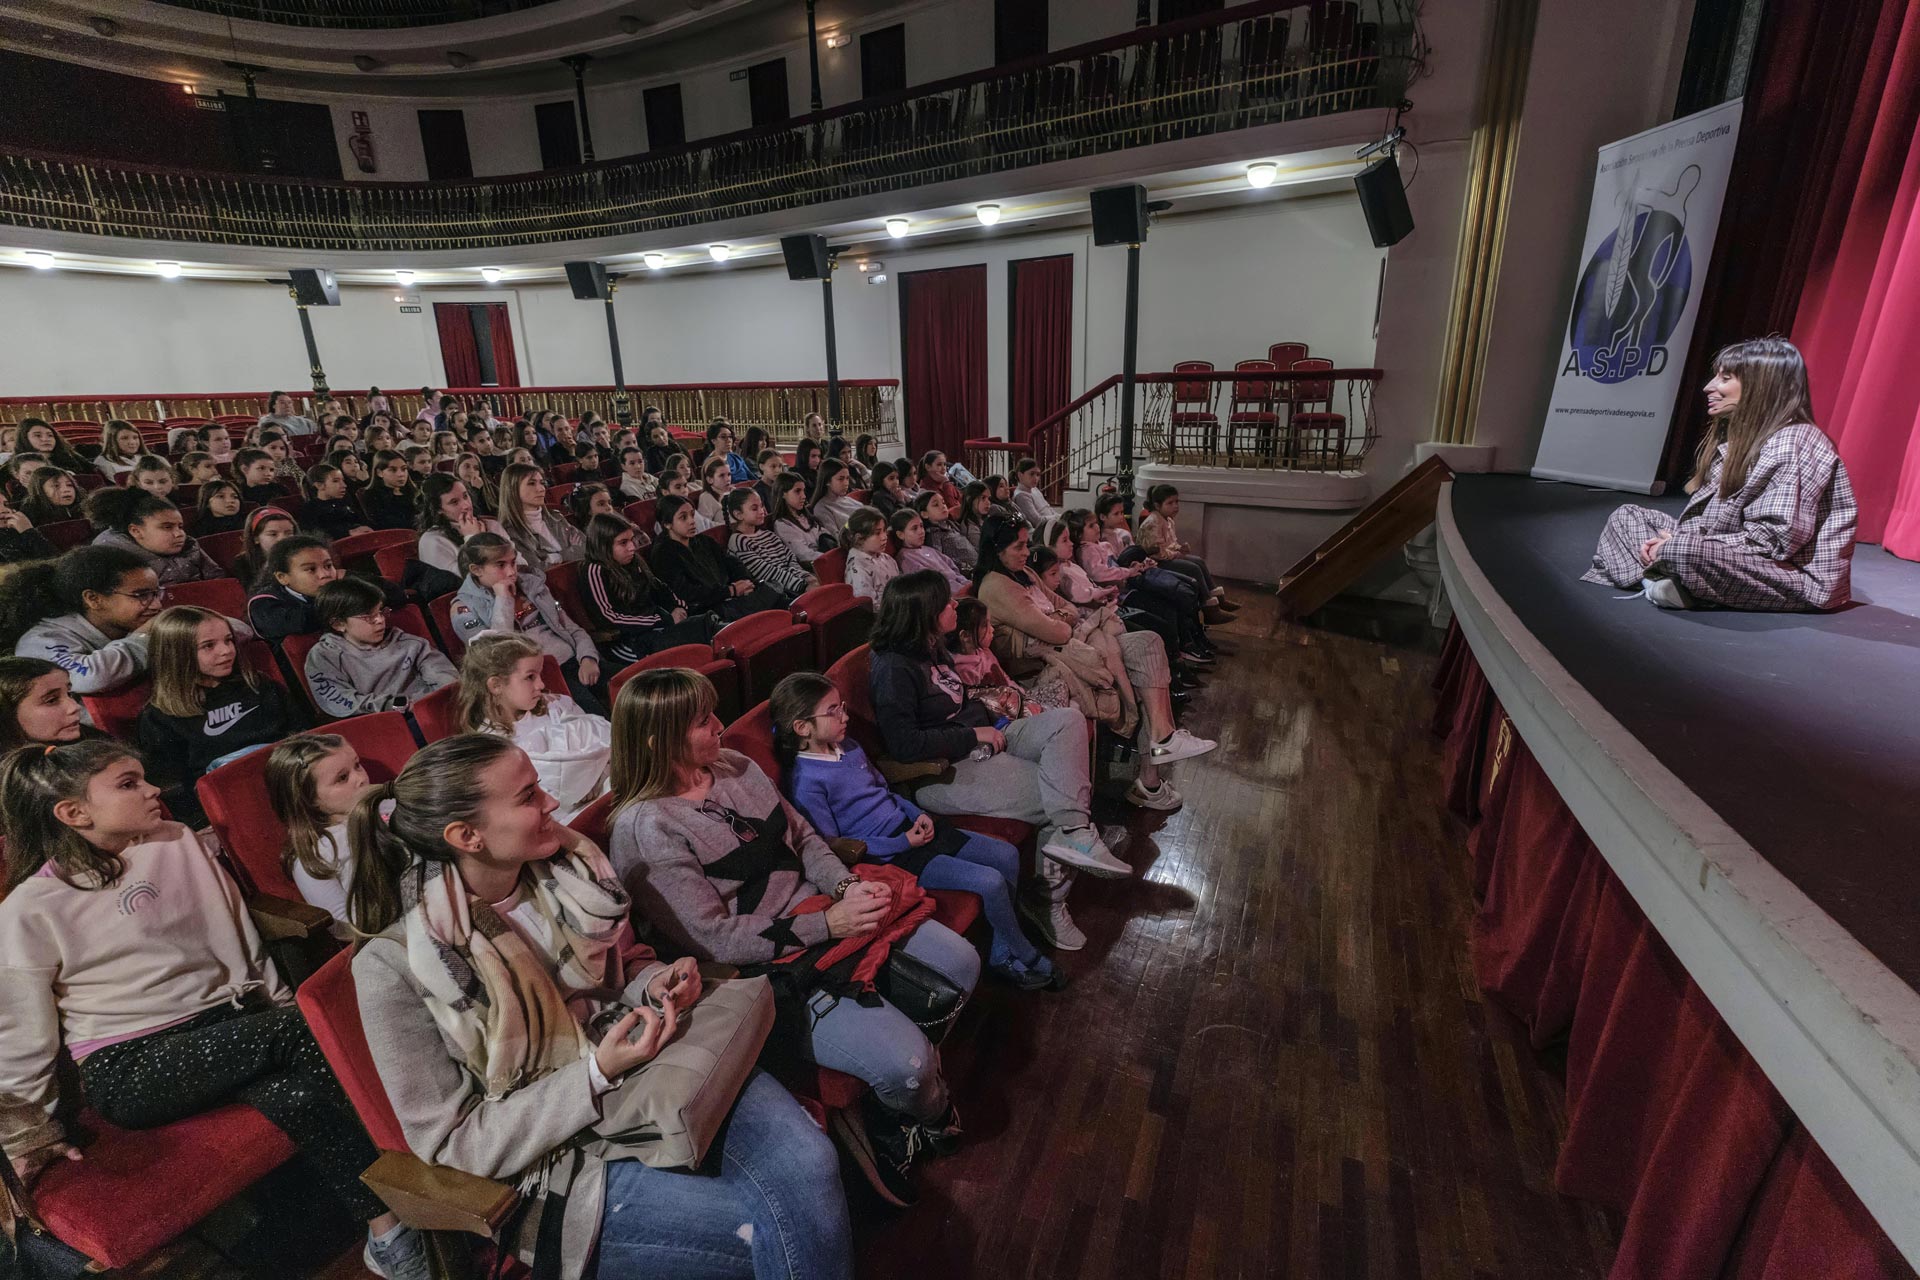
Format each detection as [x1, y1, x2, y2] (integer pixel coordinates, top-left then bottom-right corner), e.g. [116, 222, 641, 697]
[305, 629, 459, 719]
[452, 571, 597, 666]
[13, 612, 252, 725]
[92, 528, 225, 588]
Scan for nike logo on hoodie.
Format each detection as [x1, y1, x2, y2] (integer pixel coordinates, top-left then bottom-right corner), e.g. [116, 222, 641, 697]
[203, 702, 256, 737]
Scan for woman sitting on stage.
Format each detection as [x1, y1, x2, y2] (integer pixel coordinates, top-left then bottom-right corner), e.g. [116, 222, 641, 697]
[1582, 337, 1857, 611]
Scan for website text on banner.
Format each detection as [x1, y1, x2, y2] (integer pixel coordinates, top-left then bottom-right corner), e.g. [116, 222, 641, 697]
[1532, 99, 1744, 493]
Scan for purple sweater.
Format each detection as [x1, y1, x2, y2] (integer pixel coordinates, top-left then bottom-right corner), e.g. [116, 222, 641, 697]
[786, 741, 923, 860]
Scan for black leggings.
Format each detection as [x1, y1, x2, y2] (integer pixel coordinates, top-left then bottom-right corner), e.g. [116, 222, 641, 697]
[79, 1003, 385, 1221]
[606, 614, 724, 666]
[559, 658, 611, 717]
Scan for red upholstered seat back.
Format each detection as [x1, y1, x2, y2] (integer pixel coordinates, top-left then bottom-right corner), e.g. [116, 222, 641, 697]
[198, 529, 248, 573]
[813, 547, 847, 585]
[296, 948, 410, 1153]
[720, 699, 782, 782]
[430, 593, 462, 659]
[545, 561, 593, 631]
[571, 790, 618, 851]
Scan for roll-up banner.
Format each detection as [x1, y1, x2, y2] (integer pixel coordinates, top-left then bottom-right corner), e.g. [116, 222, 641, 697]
[1532, 98, 1744, 493]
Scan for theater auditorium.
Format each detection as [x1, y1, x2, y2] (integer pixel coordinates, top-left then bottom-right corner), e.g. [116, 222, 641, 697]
[0, 0, 1915, 1276]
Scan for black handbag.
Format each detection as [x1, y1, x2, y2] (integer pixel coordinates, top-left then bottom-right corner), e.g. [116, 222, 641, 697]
[875, 949, 970, 1045]
[1, 1150, 90, 1280]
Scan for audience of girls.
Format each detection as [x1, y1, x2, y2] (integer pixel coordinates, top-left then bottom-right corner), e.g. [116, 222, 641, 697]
[0, 492, 55, 565]
[0, 406, 1248, 1273]
[21, 466, 82, 525]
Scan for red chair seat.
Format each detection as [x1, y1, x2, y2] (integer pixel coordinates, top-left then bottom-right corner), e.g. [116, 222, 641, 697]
[812, 548, 847, 586]
[333, 529, 416, 575]
[198, 529, 249, 574]
[544, 561, 594, 632]
[296, 949, 410, 1153]
[609, 646, 740, 724]
[39, 518, 93, 550]
[162, 576, 246, 619]
[31, 1104, 295, 1270]
[621, 499, 656, 532]
[928, 888, 982, 936]
[719, 699, 780, 780]
[714, 611, 813, 713]
[790, 584, 874, 669]
[429, 593, 462, 659]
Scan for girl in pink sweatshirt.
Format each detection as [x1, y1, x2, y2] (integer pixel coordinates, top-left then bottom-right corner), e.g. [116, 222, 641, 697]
[0, 739, 429, 1278]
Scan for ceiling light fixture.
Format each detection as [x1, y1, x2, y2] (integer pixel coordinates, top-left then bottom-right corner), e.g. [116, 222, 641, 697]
[708, 244, 731, 262]
[885, 217, 909, 238]
[156, 261, 181, 278]
[481, 266, 501, 282]
[975, 203, 1002, 227]
[1246, 161, 1278, 188]
[24, 250, 54, 269]
[644, 252, 666, 269]
[395, 269, 415, 283]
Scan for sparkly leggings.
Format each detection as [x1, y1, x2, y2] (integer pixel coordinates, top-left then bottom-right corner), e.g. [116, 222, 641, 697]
[79, 1003, 385, 1221]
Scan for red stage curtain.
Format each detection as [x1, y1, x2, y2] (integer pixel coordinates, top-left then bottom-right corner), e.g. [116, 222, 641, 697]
[1790, 0, 1920, 554]
[484, 303, 520, 387]
[1430, 627, 1915, 1280]
[1009, 255, 1073, 440]
[901, 265, 988, 462]
[434, 303, 482, 388]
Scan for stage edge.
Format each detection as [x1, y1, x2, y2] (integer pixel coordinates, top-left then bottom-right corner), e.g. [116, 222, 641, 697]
[1436, 479, 1920, 1269]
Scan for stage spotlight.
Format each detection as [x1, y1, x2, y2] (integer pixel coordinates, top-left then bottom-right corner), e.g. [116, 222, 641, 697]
[976, 204, 1002, 226]
[24, 251, 53, 269]
[885, 217, 909, 238]
[481, 267, 501, 282]
[395, 269, 415, 283]
[156, 261, 182, 278]
[1247, 162, 1278, 188]
[644, 252, 666, 269]
[708, 244, 731, 262]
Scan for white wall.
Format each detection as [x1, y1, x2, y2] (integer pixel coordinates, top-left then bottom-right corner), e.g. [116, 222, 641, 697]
[0, 196, 1382, 446]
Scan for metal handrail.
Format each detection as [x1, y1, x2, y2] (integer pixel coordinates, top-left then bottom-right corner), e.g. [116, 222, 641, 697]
[149, 0, 562, 28]
[0, 0, 1400, 251]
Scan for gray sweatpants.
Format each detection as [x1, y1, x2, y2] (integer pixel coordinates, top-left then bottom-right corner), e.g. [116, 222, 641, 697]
[911, 706, 1091, 836]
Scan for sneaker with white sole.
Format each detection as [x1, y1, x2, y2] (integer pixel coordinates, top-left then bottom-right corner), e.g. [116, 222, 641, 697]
[1041, 825, 1132, 878]
[1148, 727, 1217, 765]
[1640, 575, 1695, 610]
[1019, 891, 1087, 950]
[364, 1227, 433, 1280]
[1125, 779, 1183, 810]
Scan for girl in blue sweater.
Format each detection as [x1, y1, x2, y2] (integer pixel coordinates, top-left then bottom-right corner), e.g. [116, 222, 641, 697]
[771, 672, 1061, 990]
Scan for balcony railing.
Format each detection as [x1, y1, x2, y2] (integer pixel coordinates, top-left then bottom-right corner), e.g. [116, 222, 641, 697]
[150, 0, 561, 28]
[965, 367, 1380, 502]
[0, 380, 900, 444]
[0, 0, 1403, 252]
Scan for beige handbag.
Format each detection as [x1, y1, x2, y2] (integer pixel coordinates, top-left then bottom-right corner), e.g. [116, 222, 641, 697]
[586, 974, 774, 1169]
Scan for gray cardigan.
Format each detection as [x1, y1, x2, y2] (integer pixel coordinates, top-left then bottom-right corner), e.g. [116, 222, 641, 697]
[452, 571, 598, 665]
[609, 750, 850, 965]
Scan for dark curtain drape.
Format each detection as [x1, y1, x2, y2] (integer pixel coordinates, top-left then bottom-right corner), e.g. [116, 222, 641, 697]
[484, 303, 520, 387]
[1009, 255, 1074, 440]
[434, 303, 482, 388]
[1656, 0, 1918, 533]
[901, 265, 988, 461]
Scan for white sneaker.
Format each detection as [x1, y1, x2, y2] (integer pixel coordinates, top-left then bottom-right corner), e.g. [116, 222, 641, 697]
[1125, 779, 1183, 811]
[1148, 727, 1217, 765]
[1019, 891, 1087, 951]
[1640, 576, 1693, 610]
[1040, 826, 1132, 878]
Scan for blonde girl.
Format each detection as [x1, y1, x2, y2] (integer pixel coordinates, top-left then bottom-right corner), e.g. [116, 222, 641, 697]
[456, 632, 612, 821]
[264, 732, 372, 929]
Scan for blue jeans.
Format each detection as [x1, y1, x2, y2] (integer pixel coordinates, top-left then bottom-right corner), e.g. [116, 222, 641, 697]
[917, 832, 1038, 969]
[593, 1070, 851, 1280]
[781, 921, 981, 1121]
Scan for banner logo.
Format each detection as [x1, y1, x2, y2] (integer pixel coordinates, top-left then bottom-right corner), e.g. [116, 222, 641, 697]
[1563, 165, 1701, 384]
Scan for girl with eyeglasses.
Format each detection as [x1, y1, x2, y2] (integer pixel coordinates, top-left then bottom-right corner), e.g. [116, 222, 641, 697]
[2, 546, 168, 721]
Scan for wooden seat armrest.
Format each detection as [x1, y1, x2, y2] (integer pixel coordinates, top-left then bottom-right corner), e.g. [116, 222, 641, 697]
[827, 837, 868, 866]
[876, 758, 956, 789]
[361, 1150, 519, 1237]
[247, 893, 334, 941]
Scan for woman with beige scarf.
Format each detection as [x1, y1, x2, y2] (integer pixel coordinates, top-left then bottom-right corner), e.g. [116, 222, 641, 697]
[347, 734, 851, 1280]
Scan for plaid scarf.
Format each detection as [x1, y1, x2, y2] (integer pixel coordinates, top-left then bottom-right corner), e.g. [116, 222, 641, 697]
[403, 843, 631, 1100]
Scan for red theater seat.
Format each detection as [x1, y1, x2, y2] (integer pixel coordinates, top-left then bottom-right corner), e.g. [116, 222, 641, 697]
[429, 593, 462, 659]
[333, 529, 416, 575]
[813, 547, 847, 586]
[29, 1104, 295, 1271]
[39, 518, 93, 550]
[544, 561, 594, 631]
[719, 698, 780, 779]
[714, 610, 813, 712]
[790, 584, 873, 668]
[608, 645, 740, 723]
[621, 499, 656, 532]
[163, 576, 247, 619]
[198, 529, 248, 574]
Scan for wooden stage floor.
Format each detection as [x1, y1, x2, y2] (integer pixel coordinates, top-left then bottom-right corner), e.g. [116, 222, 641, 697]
[157, 594, 1617, 1280]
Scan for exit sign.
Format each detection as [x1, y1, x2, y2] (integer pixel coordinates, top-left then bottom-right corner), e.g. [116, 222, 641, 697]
[398, 304, 422, 313]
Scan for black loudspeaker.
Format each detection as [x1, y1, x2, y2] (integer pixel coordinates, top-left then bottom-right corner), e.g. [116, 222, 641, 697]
[1090, 184, 1150, 246]
[564, 260, 611, 300]
[781, 234, 832, 281]
[1354, 154, 1414, 247]
[289, 268, 339, 307]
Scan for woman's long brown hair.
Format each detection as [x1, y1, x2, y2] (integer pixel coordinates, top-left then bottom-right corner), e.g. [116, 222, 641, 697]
[1687, 337, 1818, 498]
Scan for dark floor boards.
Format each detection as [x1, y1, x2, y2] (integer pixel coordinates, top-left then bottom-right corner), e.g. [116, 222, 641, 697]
[149, 592, 1615, 1280]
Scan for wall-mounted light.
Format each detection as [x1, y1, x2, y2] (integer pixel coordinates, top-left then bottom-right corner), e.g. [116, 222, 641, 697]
[885, 217, 909, 238]
[156, 261, 182, 278]
[182, 83, 196, 95]
[24, 250, 54, 269]
[644, 252, 666, 269]
[856, 259, 885, 273]
[976, 203, 1002, 226]
[868, 272, 888, 284]
[395, 269, 415, 283]
[708, 244, 731, 262]
[1246, 161, 1278, 189]
[481, 266, 502, 282]
[824, 31, 849, 48]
